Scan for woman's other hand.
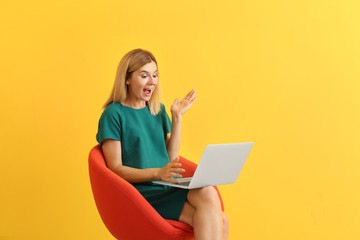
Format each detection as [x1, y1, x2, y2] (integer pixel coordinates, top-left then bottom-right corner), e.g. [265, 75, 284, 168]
[171, 89, 197, 119]
[156, 157, 185, 183]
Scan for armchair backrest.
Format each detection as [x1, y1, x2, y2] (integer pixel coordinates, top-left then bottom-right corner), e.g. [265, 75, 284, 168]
[89, 145, 171, 239]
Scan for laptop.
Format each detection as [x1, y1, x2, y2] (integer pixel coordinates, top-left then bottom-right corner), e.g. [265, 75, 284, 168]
[152, 142, 254, 189]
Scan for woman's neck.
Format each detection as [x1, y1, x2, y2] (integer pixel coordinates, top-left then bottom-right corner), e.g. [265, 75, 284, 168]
[122, 98, 147, 109]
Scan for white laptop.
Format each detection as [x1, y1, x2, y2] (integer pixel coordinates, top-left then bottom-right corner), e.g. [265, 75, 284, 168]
[152, 142, 254, 189]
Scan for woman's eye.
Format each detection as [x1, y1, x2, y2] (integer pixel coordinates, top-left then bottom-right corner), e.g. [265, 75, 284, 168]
[153, 75, 157, 78]
[142, 75, 148, 78]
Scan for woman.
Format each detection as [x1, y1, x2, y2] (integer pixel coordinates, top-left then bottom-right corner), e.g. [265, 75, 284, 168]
[96, 48, 229, 240]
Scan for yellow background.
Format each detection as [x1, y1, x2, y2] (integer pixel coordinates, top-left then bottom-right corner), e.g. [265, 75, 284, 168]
[1, 0, 359, 239]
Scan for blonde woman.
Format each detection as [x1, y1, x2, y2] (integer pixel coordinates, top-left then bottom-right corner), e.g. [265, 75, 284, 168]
[96, 49, 229, 240]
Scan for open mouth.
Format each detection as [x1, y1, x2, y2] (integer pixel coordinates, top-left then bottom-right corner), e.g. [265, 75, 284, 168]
[143, 88, 152, 96]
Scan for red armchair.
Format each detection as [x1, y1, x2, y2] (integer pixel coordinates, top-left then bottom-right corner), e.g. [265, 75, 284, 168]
[88, 144, 224, 240]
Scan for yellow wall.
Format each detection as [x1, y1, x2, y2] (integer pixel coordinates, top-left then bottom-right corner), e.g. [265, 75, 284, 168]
[1, 0, 359, 239]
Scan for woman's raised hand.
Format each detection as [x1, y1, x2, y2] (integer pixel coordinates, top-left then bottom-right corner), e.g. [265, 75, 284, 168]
[171, 89, 197, 118]
[156, 157, 185, 183]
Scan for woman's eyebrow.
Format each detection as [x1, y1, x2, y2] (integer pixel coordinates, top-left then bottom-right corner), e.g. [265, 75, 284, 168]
[140, 69, 158, 73]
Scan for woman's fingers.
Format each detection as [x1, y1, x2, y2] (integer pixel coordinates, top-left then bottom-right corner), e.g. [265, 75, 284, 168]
[170, 89, 197, 117]
[185, 97, 197, 110]
[181, 90, 197, 110]
[179, 89, 195, 103]
[165, 175, 183, 183]
[160, 159, 185, 182]
[188, 89, 196, 99]
[190, 96, 197, 104]
[169, 165, 185, 173]
[168, 177, 180, 183]
[168, 173, 183, 183]
[183, 89, 196, 102]
[173, 98, 179, 104]
[165, 172, 182, 178]
[173, 168, 185, 173]
[186, 89, 195, 98]
[168, 160, 185, 173]
[172, 172, 183, 178]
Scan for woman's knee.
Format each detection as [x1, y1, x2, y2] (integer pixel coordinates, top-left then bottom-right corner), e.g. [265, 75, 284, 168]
[188, 186, 221, 208]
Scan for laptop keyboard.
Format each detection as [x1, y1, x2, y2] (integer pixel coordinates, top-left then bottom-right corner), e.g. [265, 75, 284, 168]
[174, 177, 192, 186]
[176, 181, 191, 186]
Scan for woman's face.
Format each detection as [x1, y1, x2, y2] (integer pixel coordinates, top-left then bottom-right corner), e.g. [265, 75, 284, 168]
[126, 61, 158, 105]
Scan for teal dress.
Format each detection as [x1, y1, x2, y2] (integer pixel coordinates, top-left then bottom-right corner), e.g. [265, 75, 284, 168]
[96, 102, 189, 221]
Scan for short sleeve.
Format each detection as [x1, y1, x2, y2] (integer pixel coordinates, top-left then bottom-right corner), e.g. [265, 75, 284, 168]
[96, 105, 121, 146]
[161, 104, 172, 134]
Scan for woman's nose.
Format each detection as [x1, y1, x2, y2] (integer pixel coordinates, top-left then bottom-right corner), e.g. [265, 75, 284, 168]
[148, 76, 157, 85]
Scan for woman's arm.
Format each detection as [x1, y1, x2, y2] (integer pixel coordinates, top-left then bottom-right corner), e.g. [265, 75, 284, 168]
[166, 116, 182, 162]
[102, 138, 184, 183]
[166, 89, 197, 161]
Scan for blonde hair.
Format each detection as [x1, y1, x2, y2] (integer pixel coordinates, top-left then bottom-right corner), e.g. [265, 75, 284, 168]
[102, 49, 162, 115]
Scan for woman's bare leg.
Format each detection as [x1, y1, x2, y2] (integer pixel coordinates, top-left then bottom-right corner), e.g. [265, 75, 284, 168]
[180, 201, 229, 240]
[179, 187, 224, 240]
[222, 212, 229, 240]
